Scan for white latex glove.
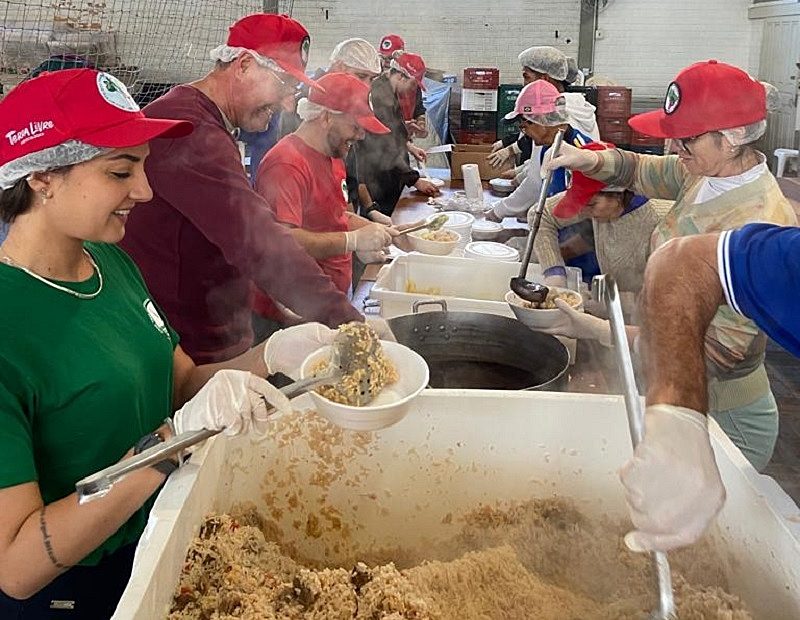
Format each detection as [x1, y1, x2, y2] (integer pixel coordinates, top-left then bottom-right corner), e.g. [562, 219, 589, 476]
[535, 298, 611, 346]
[620, 404, 726, 552]
[483, 207, 502, 223]
[356, 249, 389, 264]
[367, 210, 393, 226]
[541, 141, 599, 177]
[365, 316, 397, 342]
[345, 223, 392, 252]
[543, 274, 567, 288]
[173, 370, 291, 436]
[264, 322, 337, 379]
[490, 140, 504, 153]
[487, 144, 518, 168]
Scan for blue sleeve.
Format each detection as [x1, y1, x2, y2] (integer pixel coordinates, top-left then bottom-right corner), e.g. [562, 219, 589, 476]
[719, 223, 800, 357]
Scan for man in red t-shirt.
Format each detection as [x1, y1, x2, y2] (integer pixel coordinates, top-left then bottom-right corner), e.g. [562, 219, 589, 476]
[253, 72, 394, 339]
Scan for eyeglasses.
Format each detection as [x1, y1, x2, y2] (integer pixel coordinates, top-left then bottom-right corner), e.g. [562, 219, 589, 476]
[265, 67, 298, 95]
[675, 132, 717, 153]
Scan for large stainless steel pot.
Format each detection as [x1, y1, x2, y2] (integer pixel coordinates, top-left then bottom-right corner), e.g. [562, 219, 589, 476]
[387, 300, 570, 391]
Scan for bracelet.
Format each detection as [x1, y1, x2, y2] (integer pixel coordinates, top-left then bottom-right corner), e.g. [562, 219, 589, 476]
[364, 202, 380, 214]
[133, 432, 179, 477]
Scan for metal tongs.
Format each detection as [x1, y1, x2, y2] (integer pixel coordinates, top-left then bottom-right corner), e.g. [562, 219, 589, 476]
[75, 326, 380, 504]
[510, 129, 565, 305]
[595, 274, 676, 620]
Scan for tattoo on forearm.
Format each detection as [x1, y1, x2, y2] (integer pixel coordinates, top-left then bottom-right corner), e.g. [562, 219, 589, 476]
[39, 507, 66, 570]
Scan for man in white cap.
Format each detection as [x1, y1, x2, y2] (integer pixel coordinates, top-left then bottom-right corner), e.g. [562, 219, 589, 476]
[251, 72, 395, 339]
[489, 46, 598, 172]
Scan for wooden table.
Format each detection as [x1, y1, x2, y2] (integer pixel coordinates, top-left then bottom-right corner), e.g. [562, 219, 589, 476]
[352, 171, 620, 396]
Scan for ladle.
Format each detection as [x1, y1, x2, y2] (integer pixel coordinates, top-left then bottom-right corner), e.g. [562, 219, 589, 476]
[75, 327, 379, 504]
[510, 129, 565, 305]
[595, 274, 677, 620]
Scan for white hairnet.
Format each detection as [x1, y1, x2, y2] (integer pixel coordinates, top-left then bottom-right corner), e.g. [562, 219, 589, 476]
[565, 57, 584, 85]
[0, 140, 109, 190]
[719, 81, 776, 147]
[296, 97, 341, 122]
[518, 46, 568, 81]
[330, 38, 381, 75]
[209, 45, 283, 73]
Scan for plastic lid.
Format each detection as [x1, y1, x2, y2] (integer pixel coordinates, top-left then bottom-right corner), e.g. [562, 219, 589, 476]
[464, 241, 519, 261]
[471, 220, 503, 233]
[430, 211, 475, 227]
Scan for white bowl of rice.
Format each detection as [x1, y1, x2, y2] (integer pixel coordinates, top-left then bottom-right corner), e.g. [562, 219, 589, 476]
[407, 229, 461, 255]
[505, 287, 584, 330]
[300, 340, 429, 432]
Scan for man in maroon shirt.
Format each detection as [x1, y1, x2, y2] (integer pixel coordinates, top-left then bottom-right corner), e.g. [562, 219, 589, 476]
[252, 72, 394, 340]
[121, 14, 362, 364]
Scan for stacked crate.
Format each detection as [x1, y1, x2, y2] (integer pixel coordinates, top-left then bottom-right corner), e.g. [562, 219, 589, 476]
[459, 67, 499, 144]
[596, 86, 632, 146]
[496, 84, 523, 143]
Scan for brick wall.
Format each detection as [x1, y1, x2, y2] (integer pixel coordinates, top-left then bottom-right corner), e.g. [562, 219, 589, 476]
[593, 0, 755, 101]
[292, 0, 582, 83]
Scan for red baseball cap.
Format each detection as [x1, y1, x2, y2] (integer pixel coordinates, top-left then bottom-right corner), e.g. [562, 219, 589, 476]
[553, 142, 616, 219]
[0, 69, 192, 169]
[628, 60, 767, 139]
[227, 13, 314, 86]
[309, 72, 389, 134]
[379, 34, 405, 56]
[393, 52, 426, 91]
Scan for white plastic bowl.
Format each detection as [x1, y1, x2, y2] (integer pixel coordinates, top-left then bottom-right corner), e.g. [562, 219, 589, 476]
[299, 340, 429, 431]
[489, 177, 515, 194]
[505, 287, 584, 330]
[471, 219, 503, 241]
[407, 229, 461, 255]
[464, 241, 519, 262]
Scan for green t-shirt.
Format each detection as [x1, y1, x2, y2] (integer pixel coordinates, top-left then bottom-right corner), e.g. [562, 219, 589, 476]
[0, 243, 178, 565]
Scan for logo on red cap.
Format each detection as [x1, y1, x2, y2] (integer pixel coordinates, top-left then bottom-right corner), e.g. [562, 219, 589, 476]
[300, 36, 310, 67]
[381, 39, 393, 51]
[97, 73, 139, 112]
[664, 82, 680, 115]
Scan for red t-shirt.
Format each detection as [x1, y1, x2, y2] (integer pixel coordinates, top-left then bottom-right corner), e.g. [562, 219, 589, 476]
[120, 86, 360, 364]
[253, 135, 352, 320]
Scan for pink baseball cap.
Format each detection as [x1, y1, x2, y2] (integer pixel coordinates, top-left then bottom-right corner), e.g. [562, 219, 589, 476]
[504, 79, 566, 123]
[0, 69, 192, 169]
[379, 34, 405, 56]
[309, 72, 390, 134]
[226, 13, 315, 86]
[393, 52, 427, 91]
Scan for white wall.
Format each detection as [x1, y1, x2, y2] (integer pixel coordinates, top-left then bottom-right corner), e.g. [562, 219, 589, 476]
[292, 0, 581, 83]
[593, 0, 755, 102]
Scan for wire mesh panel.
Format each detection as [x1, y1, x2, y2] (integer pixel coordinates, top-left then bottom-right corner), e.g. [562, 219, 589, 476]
[0, 0, 290, 102]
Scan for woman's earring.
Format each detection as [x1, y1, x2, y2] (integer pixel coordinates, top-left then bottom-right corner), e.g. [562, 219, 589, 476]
[40, 190, 52, 203]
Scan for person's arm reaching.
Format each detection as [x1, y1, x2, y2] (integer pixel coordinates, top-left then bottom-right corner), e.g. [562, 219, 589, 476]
[620, 232, 726, 554]
[148, 121, 361, 328]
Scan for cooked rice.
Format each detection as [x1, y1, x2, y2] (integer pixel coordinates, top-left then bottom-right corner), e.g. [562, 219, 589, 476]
[522, 289, 581, 310]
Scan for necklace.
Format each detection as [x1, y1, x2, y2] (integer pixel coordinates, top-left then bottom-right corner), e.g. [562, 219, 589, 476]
[0, 248, 103, 299]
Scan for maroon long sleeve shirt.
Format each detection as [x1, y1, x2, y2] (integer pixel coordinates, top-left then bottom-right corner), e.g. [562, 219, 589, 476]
[120, 85, 361, 364]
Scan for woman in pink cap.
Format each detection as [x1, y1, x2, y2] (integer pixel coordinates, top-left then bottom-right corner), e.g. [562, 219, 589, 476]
[0, 69, 302, 618]
[544, 61, 796, 553]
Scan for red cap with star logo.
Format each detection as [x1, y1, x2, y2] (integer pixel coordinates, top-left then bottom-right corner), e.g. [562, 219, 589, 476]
[379, 34, 405, 57]
[628, 60, 767, 139]
[227, 13, 314, 86]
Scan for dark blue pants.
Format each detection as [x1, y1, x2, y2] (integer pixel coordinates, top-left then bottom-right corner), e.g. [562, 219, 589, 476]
[0, 543, 136, 619]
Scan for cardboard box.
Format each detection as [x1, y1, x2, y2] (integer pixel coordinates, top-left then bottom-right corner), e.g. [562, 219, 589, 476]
[450, 144, 513, 180]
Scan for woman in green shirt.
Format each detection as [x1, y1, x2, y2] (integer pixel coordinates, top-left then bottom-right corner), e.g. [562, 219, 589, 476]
[0, 69, 326, 618]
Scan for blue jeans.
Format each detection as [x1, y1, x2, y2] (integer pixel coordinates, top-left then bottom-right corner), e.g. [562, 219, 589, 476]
[711, 391, 779, 472]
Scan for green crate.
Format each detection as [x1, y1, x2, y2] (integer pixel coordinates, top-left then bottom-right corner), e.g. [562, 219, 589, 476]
[497, 83, 523, 140]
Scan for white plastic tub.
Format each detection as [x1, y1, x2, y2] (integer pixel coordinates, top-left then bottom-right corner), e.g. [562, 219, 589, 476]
[368, 253, 581, 319]
[114, 391, 800, 619]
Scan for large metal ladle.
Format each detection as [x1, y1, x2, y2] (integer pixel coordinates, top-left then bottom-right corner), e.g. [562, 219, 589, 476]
[510, 129, 565, 305]
[595, 274, 677, 620]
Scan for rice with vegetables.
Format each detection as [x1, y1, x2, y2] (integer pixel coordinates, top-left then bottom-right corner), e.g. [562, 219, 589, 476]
[417, 229, 458, 243]
[522, 289, 582, 310]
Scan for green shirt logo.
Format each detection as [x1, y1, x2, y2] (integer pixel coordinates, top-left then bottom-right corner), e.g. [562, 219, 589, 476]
[143, 299, 169, 338]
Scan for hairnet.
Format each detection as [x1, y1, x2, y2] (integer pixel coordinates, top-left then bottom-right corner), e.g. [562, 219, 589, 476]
[208, 45, 284, 73]
[565, 57, 583, 85]
[719, 81, 777, 146]
[329, 38, 381, 75]
[296, 97, 340, 122]
[518, 46, 568, 81]
[0, 140, 109, 190]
